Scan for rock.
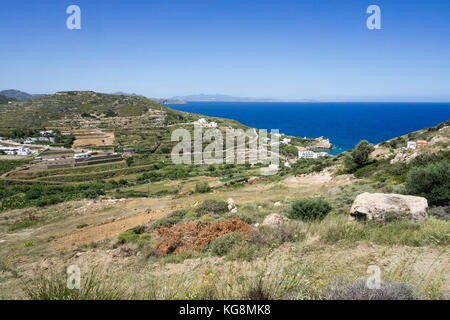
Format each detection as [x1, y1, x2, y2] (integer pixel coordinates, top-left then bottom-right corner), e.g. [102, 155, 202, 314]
[248, 177, 260, 185]
[227, 198, 236, 212]
[350, 192, 428, 221]
[429, 135, 448, 145]
[262, 214, 290, 228]
[390, 151, 419, 164]
[312, 136, 333, 149]
[273, 201, 283, 207]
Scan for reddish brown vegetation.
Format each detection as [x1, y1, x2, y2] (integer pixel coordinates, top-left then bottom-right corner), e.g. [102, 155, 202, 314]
[155, 218, 253, 254]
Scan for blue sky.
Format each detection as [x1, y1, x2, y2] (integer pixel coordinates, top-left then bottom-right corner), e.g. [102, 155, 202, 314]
[1, 0, 449, 101]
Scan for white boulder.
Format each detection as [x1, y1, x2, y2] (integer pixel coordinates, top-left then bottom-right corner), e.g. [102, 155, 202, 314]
[262, 213, 290, 228]
[350, 192, 428, 221]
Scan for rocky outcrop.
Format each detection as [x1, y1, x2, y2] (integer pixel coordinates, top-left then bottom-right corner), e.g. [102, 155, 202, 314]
[262, 214, 290, 228]
[312, 137, 333, 149]
[429, 135, 449, 146]
[227, 198, 237, 213]
[390, 151, 419, 164]
[350, 192, 428, 221]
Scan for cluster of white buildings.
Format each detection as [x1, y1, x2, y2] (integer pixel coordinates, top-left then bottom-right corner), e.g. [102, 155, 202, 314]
[74, 153, 91, 160]
[24, 130, 59, 144]
[298, 150, 329, 159]
[193, 118, 218, 128]
[0, 145, 35, 156]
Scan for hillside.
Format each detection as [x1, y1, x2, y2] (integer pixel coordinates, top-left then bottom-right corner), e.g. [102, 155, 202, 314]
[0, 89, 40, 101]
[0, 100, 448, 300]
[0, 94, 15, 105]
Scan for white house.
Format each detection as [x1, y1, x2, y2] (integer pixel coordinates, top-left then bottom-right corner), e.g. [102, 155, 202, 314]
[17, 147, 33, 156]
[317, 152, 330, 158]
[407, 141, 417, 150]
[194, 118, 208, 125]
[194, 118, 218, 128]
[0, 146, 33, 155]
[284, 161, 291, 168]
[74, 153, 90, 160]
[298, 151, 318, 159]
[40, 130, 55, 136]
[281, 138, 291, 145]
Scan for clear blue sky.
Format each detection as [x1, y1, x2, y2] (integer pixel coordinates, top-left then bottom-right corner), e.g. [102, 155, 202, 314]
[1, 0, 449, 101]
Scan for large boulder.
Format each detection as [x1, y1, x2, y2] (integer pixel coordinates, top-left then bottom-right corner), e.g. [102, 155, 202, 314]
[262, 214, 290, 228]
[350, 192, 428, 221]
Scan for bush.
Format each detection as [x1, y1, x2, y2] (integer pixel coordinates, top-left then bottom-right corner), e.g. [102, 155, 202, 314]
[149, 209, 187, 230]
[196, 199, 228, 217]
[428, 206, 450, 221]
[325, 278, 419, 300]
[288, 198, 332, 221]
[205, 232, 245, 256]
[405, 161, 450, 206]
[117, 229, 140, 244]
[25, 189, 42, 201]
[195, 182, 211, 194]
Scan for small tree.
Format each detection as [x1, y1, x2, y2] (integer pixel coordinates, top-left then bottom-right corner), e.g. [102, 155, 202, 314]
[345, 140, 375, 172]
[352, 140, 374, 167]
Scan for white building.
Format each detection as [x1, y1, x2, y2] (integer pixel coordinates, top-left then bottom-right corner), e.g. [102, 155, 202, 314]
[284, 161, 291, 168]
[0, 146, 33, 156]
[407, 141, 417, 150]
[194, 118, 218, 128]
[317, 152, 330, 158]
[298, 151, 318, 159]
[281, 138, 291, 145]
[74, 153, 90, 160]
[194, 118, 208, 125]
[40, 130, 55, 136]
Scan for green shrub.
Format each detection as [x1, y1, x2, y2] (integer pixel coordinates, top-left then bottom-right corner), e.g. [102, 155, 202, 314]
[195, 182, 211, 193]
[406, 161, 450, 206]
[118, 229, 140, 244]
[288, 198, 332, 221]
[205, 233, 245, 256]
[149, 209, 187, 230]
[196, 199, 228, 217]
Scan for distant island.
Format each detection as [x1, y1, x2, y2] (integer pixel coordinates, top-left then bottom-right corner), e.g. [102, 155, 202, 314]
[170, 94, 318, 103]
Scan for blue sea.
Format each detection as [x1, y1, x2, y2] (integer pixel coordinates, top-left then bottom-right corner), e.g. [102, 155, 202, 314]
[169, 102, 450, 155]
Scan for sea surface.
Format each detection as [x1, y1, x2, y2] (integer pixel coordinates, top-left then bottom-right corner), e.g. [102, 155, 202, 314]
[169, 102, 450, 154]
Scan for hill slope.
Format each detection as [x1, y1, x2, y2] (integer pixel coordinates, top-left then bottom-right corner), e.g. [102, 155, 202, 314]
[0, 89, 39, 100]
[0, 94, 15, 104]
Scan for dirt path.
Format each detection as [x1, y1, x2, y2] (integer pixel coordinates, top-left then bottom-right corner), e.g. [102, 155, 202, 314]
[51, 207, 181, 252]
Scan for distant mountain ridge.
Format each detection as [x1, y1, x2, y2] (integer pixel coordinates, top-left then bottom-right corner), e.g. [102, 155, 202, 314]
[0, 89, 45, 100]
[171, 94, 318, 102]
